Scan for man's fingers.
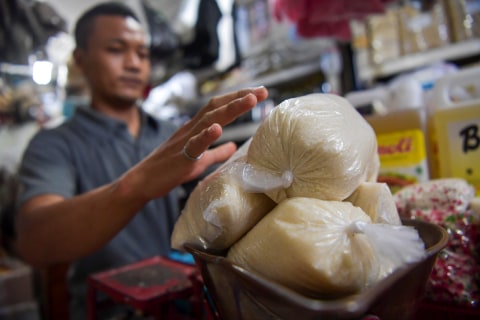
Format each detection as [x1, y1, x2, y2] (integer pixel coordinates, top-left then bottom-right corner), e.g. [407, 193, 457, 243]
[207, 86, 268, 111]
[203, 93, 258, 129]
[180, 86, 268, 161]
[207, 142, 237, 163]
[181, 86, 268, 135]
[183, 123, 222, 160]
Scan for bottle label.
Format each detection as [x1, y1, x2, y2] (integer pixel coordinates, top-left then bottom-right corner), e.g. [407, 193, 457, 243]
[434, 104, 480, 195]
[376, 129, 429, 192]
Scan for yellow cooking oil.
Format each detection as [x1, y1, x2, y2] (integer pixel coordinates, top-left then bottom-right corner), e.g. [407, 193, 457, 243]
[365, 108, 429, 193]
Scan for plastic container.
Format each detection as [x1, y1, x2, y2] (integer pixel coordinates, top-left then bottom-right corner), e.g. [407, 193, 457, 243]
[185, 219, 448, 320]
[428, 66, 480, 195]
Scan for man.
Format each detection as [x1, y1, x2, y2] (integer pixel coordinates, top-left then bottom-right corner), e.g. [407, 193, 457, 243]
[13, 2, 268, 317]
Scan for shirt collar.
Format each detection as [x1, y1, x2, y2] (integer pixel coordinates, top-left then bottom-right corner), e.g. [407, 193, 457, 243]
[73, 106, 160, 139]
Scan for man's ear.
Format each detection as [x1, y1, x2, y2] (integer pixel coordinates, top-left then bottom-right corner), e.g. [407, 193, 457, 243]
[73, 48, 85, 70]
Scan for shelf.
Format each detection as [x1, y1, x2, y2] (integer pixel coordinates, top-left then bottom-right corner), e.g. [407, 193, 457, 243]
[202, 60, 323, 102]
[244, 60, 323, 89]
[207, 60, 325, 144]
[358, 39, 480, 82]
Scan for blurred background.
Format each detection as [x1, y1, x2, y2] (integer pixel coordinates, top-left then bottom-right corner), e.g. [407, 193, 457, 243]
[1, 0, 479, 319]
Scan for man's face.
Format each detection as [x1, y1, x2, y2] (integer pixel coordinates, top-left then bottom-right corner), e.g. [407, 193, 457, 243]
[76, 15, 150, 107]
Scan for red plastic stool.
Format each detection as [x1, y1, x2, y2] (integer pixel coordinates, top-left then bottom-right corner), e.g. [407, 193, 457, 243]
[87, 256, 204, 319]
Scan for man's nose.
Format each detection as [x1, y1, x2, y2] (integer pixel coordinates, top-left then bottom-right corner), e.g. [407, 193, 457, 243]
[124, 51, 141, 70]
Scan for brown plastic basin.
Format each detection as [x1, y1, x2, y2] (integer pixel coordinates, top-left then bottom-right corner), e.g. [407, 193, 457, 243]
[185, 219, 448, 320]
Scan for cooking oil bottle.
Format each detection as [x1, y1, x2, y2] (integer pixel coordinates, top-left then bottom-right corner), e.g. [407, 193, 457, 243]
[428, 66, 480, 195]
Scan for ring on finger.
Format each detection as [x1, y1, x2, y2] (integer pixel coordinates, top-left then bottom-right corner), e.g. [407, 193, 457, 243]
[183, 145, 203, 161]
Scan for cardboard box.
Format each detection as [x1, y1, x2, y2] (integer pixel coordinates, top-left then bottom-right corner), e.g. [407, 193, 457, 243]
[367, 10, 402, 64]
[398, 3, 450, 55]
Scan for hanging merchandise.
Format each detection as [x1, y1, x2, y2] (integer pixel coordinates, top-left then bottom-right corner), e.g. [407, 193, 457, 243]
[181, 0, 241, 72]
[142, 0, 180, 61]
[142, 71, 198, 124]
[271, 0, 391, 40]
[0, 0, 66, 64]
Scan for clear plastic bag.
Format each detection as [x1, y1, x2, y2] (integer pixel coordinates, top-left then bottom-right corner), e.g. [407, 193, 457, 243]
[345, 181, 401, 225]
[171, 141, 276, 251]
[227, 197, 425, 298]
[246, 93, 379, 203]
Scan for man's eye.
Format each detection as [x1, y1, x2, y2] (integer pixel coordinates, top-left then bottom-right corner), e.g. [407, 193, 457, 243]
[138, 50, 150, 59]
[107, 47, 123, 53]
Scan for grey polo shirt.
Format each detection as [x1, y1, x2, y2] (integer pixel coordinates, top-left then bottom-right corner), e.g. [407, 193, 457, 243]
[17, 106, 181, 315]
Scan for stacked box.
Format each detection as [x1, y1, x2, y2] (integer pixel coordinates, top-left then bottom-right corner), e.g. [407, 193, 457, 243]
[398, 2, 450, 55]
[367, 10, 402, 64]
[444, 0, 480, 42]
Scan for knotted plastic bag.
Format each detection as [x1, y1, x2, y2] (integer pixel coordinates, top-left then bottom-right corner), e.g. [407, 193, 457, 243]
[245, 93, 379, 203]
[171, 141, 276, 251]
[227, 197, 425, 298]
[346, 182, 401, 225]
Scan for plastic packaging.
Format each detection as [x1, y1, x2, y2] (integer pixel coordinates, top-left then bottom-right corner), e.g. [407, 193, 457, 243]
[227, 197, 425, 299]
[246, 93, 379, 203]
[345, 181, 401, 225]
[186, 219, 448, 320]
[346, 78, 430, 193]
[171, 141, 276, 251]
[394, 178, 474, 214]
[397, 2, 450, 55]
[444, 0, 480, 42]
[366, 10, 402, 64]
[394, 178, 480, 307]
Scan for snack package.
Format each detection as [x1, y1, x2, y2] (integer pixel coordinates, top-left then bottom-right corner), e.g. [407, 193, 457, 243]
[366, 10, 401, 64]
[171, 141, 276, 251]
[427, 249, 480, 306]
[398, 2, 450, 55]
[444, 0, 480, 42]
[395, 178, 475, 216]
[227, 197, 425, 299]
[394, 178, 480, 306]
[245, 93, 379, 203]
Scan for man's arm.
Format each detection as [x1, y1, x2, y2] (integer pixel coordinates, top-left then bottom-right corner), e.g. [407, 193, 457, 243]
[14, 87, 268, 268]
[15, 180, 146, 268]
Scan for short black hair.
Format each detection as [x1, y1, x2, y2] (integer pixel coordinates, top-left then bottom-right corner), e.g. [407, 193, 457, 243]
[74, 1, 140, 49]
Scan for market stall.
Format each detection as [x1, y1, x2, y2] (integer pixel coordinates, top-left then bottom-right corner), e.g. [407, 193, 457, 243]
[1, 0, 479, 319]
